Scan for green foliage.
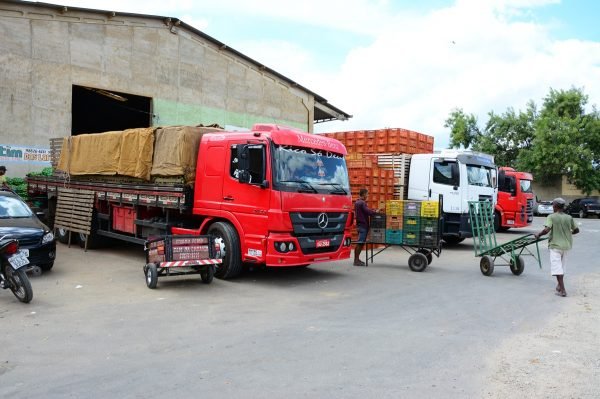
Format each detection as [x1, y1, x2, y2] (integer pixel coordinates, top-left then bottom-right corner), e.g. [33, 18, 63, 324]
[27, 167, 53, 177]
[445, 88, 600, 195]
[444, 109, 480, 149]
[6, 177, 28, 200]
[6, 167, 53, 201]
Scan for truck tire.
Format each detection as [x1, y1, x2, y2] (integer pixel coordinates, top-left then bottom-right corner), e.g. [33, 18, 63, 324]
[208, 222, 243, 279]
[56, 228, 78, 245]
[78, 212, 102, 249]
[494, 212, 509, 232]
[443, 236, 464, 245]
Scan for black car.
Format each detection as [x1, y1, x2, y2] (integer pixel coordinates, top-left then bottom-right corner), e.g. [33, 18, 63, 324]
[0, 190, 56, 271]
[565, 197, 600, 218]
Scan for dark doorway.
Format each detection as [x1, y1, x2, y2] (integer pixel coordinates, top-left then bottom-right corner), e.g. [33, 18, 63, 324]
[72, 85, 152, 135]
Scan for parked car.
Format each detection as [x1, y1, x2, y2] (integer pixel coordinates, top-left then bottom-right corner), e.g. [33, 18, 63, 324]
[534, 200, 554, 216]
[565, 198, 600, 218]
[0, 190, 56, 271]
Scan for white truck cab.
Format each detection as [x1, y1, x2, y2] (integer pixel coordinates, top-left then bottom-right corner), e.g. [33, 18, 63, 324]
[407, 150, 497, 244]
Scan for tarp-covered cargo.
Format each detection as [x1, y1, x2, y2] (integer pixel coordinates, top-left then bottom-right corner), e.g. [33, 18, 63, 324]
[57, 126, 223, 185]
[151, 126, 223, 185]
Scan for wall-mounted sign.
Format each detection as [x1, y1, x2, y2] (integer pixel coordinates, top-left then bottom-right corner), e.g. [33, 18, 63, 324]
[0, 144, 51, 163]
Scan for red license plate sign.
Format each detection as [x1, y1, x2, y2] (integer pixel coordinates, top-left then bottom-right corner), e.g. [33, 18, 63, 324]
[315, 239, 330, 248]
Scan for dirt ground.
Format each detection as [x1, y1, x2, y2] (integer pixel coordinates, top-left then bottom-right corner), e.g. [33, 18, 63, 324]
[484, 270, 600, 398]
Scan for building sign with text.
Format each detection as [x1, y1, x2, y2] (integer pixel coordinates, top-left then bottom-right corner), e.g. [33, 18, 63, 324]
[0, 144, 52, 164]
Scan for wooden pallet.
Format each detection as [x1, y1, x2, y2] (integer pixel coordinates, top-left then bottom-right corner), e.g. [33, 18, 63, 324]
[375, 153, 411, 199]
[54, 188, 95, 251]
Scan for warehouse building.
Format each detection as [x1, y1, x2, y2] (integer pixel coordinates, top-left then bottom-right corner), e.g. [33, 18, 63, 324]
[0, 0, 350, 176]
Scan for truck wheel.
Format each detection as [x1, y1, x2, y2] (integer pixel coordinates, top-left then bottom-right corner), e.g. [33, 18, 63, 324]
[443, 236, 464, 245]
[56, 228, 78, 245]
[208, 222, 243, 279]
[78, 232, 103, 249]
[494, 212, 509, 232]
[78, 211, 102, 249]
[200, 265, 215, 284]
[145, 263, 158, 289]
[480, 255, 494, 276]
[510, 256, 525, 276]
[408, 253, 428, 272]
[417, 249, 433, 265]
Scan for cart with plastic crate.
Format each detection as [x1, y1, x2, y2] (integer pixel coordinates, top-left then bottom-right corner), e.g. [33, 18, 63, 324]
[143, 235, 222, 288]
[364, 199, 443, 272]
[468, 201, 547, 276]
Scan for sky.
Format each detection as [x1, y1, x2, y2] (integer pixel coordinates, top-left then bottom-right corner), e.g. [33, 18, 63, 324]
[39, 0, 600, 148]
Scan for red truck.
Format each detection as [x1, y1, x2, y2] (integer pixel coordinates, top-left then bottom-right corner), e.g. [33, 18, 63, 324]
[494, 167, 534, 231]
[27, 124, 354, 279]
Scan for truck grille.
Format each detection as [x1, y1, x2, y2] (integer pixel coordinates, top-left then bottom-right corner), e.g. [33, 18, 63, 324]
[289, 212, 348, 254]
[289, 212, 348, 235]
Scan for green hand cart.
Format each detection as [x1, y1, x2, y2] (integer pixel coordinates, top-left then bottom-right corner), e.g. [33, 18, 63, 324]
[468, 201, 547, 276]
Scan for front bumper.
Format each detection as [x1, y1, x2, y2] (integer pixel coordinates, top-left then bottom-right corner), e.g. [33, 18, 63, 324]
[264, 233, 352, 267]
[23, 242, 56, 266]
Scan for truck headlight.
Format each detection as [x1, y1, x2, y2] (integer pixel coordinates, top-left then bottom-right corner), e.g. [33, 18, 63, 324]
[42, 232, 55, 245]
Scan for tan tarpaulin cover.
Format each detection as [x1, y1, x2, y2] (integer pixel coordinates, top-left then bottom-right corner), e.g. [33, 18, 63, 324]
[151, 126, 223, 185]
[57, 128, 155, 180]
[117, 128, 155, 180]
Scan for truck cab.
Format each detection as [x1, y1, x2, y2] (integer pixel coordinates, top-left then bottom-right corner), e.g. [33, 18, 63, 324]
[408, 150, 497, 244]
[191, 124, 353, 278]
[495, 167, 534, 231]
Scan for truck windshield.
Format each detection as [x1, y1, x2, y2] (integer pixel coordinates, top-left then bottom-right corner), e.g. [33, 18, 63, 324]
[520, 179, 533, 193]
[273, 145, 350, 194]
[466, 165, 494, 187]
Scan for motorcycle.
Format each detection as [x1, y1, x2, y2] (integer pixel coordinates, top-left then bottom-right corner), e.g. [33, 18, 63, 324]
[0, 236, 33, 303]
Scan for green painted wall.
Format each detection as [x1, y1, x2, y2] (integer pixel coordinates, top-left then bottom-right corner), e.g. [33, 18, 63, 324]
[153, 98, 307, 131]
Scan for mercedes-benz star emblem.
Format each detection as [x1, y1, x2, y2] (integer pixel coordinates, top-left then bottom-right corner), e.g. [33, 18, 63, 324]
[317, 213, 329, 229]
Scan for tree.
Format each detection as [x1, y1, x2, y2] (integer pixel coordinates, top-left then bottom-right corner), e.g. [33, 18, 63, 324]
[444, 109, 480, 149]
[478, 102, 537, 168]
[445, 88, 600, 194]
[522, 88, 600, 194]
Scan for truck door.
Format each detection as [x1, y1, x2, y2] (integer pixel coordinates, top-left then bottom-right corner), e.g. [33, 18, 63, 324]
[222, 142, 271, 239]
[429, 158, 461, 213]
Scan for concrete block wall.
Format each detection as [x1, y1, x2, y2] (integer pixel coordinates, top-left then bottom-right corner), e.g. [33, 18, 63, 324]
[0, 2, 314, 176]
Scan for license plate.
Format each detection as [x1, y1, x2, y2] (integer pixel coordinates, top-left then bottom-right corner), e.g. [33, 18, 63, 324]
[8, 253, 29, 269]
[315, 239, 330, 248]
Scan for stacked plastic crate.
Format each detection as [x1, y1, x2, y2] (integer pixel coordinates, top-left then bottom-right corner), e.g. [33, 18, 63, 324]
[420, 201, 440, 247]
[385, 200, 403, 244]
[403, 201, 421, 245]
[346, 153, 395, 211]
[322, 128, 433, 209]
